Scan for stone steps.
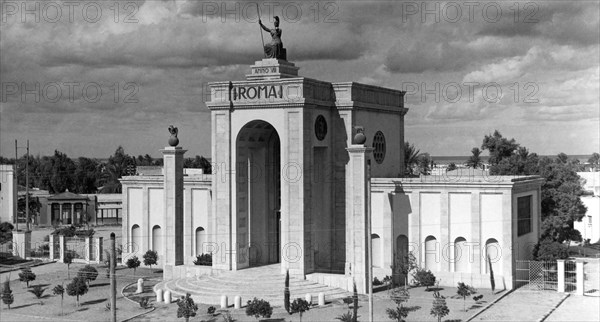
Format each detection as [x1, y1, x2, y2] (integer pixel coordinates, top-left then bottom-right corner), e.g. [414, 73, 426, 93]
[154, 264, 355, 305]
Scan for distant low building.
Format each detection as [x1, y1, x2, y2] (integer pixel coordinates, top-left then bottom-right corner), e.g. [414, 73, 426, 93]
[576, 172, 600, 243]
[37, 191, 122, 227]
[0, 165, 16, 224]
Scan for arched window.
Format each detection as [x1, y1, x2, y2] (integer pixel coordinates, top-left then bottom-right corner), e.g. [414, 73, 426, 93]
[485, 238, 501, 274]
[131, 224, 141, 253]
[371, 234, 382, 268]
[196, 227, 206, 255]
[424, 236, 438, 271]
[454, 237, 468, 273]
[152, 225, 162, 255]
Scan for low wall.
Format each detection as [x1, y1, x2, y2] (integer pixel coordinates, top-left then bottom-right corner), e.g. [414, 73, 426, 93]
[163, 264, 221, 280]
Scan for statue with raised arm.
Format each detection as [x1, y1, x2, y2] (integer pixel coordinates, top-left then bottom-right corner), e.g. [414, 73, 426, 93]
[259, 16, 285, 60]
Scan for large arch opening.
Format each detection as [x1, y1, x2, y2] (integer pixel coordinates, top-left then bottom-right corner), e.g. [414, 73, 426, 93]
[236, 120, 281, 268]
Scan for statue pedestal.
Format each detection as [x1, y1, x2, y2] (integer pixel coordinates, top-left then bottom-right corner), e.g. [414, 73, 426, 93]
[246, 58, 300, 81]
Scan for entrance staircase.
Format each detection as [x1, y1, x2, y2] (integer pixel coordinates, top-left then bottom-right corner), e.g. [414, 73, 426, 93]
[153, 264, 355, 305]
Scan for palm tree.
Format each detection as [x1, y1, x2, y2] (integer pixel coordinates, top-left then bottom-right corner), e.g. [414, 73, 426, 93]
[404, 142, 421, 176]
[466, 147, 484, 169]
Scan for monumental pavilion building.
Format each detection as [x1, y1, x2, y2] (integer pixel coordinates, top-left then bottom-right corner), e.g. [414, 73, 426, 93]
[120, 58, 543, 294]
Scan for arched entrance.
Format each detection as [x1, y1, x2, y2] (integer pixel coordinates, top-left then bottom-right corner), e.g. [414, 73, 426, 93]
[236, 120, 281, 268]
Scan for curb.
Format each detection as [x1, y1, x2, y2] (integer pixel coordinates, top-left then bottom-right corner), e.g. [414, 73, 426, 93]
[538, 293, 570, 322]
[466, 289, 514, 322]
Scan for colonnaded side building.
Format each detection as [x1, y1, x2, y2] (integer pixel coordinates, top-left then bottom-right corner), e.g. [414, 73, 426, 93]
[120, 58, 543, 293]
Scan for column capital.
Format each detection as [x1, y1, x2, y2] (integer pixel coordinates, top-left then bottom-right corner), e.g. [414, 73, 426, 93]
[346, 145, 375, 153]
[161, 147, 187, 155]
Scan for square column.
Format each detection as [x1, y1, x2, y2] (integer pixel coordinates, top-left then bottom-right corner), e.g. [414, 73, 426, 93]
[345, 145, 374, 294]
[162, 146, 187, 266]
[557, 259, 565, 293]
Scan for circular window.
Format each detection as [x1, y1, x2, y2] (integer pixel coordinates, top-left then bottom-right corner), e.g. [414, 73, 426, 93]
[373, 131, 386, 164]
[314, 115, 327, 141]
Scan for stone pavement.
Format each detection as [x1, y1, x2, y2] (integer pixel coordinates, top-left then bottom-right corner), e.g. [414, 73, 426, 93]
[470, 289, 568, 321]
[545, 295, 600, 321]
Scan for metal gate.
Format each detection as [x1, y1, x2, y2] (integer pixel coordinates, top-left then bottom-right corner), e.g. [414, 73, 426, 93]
[515, 260, 558, 291]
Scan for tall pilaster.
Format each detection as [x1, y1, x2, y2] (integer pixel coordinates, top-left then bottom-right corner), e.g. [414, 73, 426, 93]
[345, 143, 374, 294]
[162, 146, 186, 266]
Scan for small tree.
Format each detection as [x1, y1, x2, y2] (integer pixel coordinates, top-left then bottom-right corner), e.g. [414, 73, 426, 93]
[245, 298, 273, 320]
[352, 281, 359, 322]
[64, 252, 73, 278]
[77, 265, 98, 286]
[53, 284, 65, 315]
[386, 287, 420, 322]
[1, 279, 14, 309]
[126, 256, 141, 276]
[176, 293, 198, 322]
[290, 298, 310, 322]
[430, 291, 449, 322]
[456, 282, 477, 311]
[143, 250, 158, 269]
[488, 254, 496, 293]
[18, 267, 36, 288]
[66, 277, 88, 306]
[398, 252, 418, 286]
[284, 269, 290, 313]
[413, 269, 436, 290]
[29, 285, 46, 305]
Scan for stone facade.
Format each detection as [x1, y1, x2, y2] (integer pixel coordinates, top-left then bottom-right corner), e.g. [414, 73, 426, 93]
[120, 58, 543, 293]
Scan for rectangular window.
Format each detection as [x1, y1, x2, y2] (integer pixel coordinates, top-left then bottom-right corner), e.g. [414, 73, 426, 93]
[517, 195, 532, 236]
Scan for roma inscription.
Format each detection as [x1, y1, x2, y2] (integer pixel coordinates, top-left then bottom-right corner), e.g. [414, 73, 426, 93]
[232, 85, 283, 101]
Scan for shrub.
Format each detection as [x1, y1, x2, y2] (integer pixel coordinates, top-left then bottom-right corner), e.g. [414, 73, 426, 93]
[290, 298, 310, 322]
[29, 285, 46, 305]
[53, 284, 65, 315]
[193, 253, 212, 266]
[386, 287, 420, 322]
[126, 256, 141, 275]
[533, 239, 569, 261]
[64, 252, 74, 278]
[19, 267, 36, 287]
[284, 269, 290, 313]
[1, 279, 14, 309]
[139, 297, 150, 309]
[207, 306, 216, 315]
[343, 296, 353, 308]
[413, 269, 436, 290]
[245, 298, 273, 320]
[143, 250, 158, 268]
[78, 265, 98, 286]
[66, 277, 88, 306]
[335, 311, 354, 322]
[222, 311, 234, 322]
[176, 293, 198, 322]
[430, 291, 449, 322]
[373, 277, 383, 286]
[456, 282, 477, 311]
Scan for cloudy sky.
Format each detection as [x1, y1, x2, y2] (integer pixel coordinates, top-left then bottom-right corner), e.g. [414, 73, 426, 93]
[1, 0, 598, 159]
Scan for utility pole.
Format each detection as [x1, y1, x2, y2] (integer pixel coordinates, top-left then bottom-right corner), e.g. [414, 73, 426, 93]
[14, 140, 18, 231]
[367, 159, 373, 322]
[110, 232, 117, 322]
[25, 140, 29, 231]
[14, 139, 30, 230]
